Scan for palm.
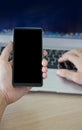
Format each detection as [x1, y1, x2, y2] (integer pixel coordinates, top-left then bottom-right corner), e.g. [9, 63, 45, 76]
[0, 58, 31, 104]
[0, 42, 47, 104]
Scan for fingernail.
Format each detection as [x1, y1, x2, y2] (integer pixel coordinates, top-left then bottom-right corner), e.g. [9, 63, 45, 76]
[58, 57, 62, 61]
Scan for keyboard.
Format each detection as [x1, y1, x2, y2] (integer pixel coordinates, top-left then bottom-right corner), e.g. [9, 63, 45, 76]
[0, 46, 77, 71]
[45, 49, 77, 71]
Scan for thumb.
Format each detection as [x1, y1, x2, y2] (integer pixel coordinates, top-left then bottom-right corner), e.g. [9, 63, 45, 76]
[56, 69, 82, 85]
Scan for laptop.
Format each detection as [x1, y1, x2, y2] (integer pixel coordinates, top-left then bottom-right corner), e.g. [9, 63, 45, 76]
[0, 33, 82, 94]
[0, 0, 82, 94]
[31, 36, 82, 94]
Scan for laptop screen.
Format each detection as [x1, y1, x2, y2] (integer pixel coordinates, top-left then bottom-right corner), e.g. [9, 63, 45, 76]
[0, 0, 82, 39]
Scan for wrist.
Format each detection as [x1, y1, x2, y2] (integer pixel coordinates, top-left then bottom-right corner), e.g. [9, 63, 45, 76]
[0, 90, 8, 121]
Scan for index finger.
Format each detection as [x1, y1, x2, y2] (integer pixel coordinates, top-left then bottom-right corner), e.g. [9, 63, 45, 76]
[58, 53, 80, 69]
[1, 41, 13, 61]
[42, 50, 47, 57]
[63, 49, 82, 57]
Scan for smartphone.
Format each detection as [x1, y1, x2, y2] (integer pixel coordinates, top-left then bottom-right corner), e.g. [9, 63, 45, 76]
[13, 28, 43, 87]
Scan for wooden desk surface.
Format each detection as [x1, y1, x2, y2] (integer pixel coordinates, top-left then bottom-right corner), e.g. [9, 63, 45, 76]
[0, 92, 82, 130]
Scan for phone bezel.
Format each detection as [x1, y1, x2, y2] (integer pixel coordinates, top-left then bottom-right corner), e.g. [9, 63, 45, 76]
[12, 27, 43, 87]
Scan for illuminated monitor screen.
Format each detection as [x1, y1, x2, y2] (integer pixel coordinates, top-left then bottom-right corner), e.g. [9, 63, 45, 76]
[0, 0, 82, 38]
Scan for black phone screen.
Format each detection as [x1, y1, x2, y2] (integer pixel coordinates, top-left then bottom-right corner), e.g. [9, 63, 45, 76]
[13, 28, 42, 86]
